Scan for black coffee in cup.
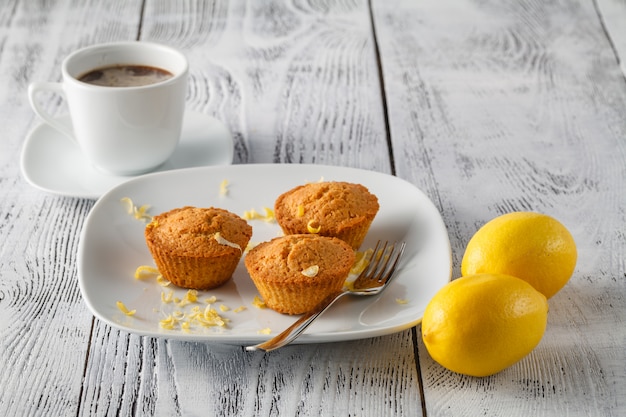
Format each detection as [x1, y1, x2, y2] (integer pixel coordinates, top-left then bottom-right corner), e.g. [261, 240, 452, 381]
[78, 65, 173, 87]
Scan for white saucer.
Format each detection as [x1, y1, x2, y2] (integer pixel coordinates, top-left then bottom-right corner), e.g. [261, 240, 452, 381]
[20, 111, 234, 199]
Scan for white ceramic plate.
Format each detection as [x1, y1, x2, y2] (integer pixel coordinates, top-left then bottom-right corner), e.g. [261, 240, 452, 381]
[21, 111, 233, 199]
[78, 164, 452, 345]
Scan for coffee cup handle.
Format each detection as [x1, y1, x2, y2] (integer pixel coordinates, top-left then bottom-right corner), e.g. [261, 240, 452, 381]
[28, 82, 76, 143]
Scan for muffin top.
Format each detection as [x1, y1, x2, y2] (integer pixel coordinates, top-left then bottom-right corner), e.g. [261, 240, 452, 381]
[145, 206, 252, 257]
[244, 234, 355, 284]
[274, 181, 379, 235]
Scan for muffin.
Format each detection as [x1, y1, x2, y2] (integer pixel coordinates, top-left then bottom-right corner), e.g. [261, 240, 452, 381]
[274, 181, 379, 249]
[244, 234, 356, 314]
[145, 206, 252, 290]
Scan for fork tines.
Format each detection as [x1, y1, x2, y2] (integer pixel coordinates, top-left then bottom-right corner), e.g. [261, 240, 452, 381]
[358, 240, 406, 283]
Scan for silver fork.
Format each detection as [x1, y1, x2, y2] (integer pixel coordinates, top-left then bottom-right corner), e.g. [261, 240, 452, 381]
[245, 240, 406, 352]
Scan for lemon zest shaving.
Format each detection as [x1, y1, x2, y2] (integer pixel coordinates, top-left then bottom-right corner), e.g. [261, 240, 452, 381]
[242, 208, 261, 220]
[252, 296, 266, 309]
[233, 306, 247, 313]
[159, 304, 230, 331]
[307, 219, 321, 234]
[156, 275, 171, 287]
[263, 207, 275, 222]
[121, 197, 133, 213]
[219, 304, 230, 312]
[201, 305, 229, 327]
[257, 328, 272, 335]
[219, 179, 229, 196]
[116, 301, 136, 316]
[396, 298, 409, 305]
[135, 205, 152, 221]
[242, 207, 276, 223]
[301, 265, 319, 277]
[350, 249, 373, 275]
[306, 177, 325, 184]
[120, 197, 153, 222]
[134, 265, 160, 280]
[159, 314, 177, 330]
[213, 232, 242, 251]
[177, 290, 198, 307]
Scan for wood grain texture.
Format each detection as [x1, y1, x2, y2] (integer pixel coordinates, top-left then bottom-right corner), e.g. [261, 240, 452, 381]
[372, 0, 625, 415]
[80, 329, 421, 416]
[0, 194, 94, 416]
[1, 0, 624, 416]
[0, 0, 140, 415]
[168, 0, 392, 170]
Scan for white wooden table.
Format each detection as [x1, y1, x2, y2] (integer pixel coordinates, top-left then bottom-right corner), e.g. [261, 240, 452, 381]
[1, 0, 624, 416]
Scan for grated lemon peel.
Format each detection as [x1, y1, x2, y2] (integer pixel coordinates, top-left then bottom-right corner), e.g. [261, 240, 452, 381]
[178, 290, 198, 307]
[306, 176, 325, 184]
[252, 296, 266, 309]
[219, 179, 229, 196]
[159, 315, 177, 330]
[344, 249, 375, 291]
[120, 197, 153, 222]
[159, 304, 230, 331]
[257, 328, 272, 335]
[156, 275, 171, 286]
[213, 232, 242, 252]
[350, 249, 373, 275]
[128, 263, 237, 333]
[242, 207, 275, 223]
[396, 298, 409, 305]
[116, 301, 136, 316]
[301, 265, 319, 277]
[134, 265, 170, 286]
[134, 265, 160, 280]
[306, 219, 321, 234]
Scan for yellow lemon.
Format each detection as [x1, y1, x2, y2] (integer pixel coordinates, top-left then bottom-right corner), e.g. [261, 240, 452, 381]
[461, 212, 577, 299]
[422, 273, 548, 377]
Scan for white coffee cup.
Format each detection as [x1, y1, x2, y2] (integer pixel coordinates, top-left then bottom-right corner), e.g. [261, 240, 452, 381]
[28, 41, 188, 176]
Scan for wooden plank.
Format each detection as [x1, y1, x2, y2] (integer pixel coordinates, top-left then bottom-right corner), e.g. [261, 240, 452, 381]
[0, 0, 143, 416]
[0, 195, 94, 417]
[372, 0, 626, 415]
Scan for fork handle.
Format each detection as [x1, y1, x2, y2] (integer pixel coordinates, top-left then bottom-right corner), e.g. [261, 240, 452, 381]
[245, 291, 348, 352]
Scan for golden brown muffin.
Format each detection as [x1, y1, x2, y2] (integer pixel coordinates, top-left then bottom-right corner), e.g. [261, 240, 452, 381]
[274, 181, 379, 250]
[145, 206, 252, 290]
[244, 234, 356, 314]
